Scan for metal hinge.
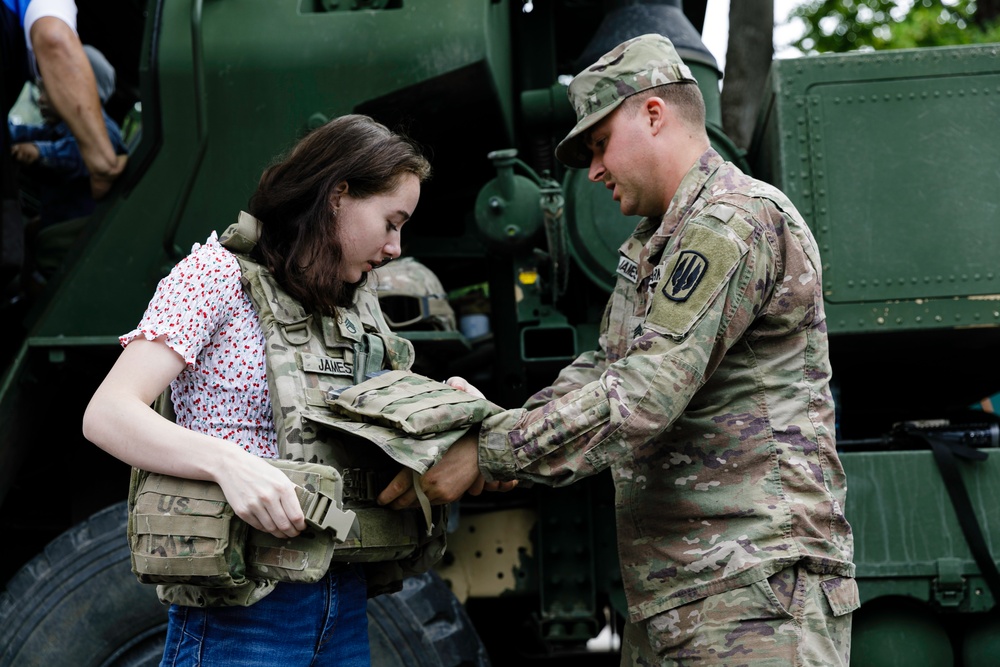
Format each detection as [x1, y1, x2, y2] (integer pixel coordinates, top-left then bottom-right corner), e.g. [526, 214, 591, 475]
[932, 558, 966, 608]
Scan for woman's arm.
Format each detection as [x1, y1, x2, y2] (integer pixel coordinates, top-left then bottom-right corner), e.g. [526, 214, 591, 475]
[82, 337, 306, 538]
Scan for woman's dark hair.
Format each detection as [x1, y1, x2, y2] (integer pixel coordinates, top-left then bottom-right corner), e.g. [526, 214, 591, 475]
[248, 114, 431, 314]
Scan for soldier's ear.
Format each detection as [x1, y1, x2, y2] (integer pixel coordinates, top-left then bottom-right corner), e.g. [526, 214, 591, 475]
[645, 97, 667, 134]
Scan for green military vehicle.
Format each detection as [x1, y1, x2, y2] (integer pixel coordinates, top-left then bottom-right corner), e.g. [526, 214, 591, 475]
[2, 1, 999, 665]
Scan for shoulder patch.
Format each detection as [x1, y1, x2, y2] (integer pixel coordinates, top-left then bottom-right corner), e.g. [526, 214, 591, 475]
[647, 221, 748, 338]
[662, 250, 708, 302]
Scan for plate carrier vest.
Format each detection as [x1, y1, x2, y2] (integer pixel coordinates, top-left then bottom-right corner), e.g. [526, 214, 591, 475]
[148, 212, 448, 606]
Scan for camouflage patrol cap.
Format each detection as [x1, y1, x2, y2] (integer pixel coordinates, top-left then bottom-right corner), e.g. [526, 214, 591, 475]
[374, 257, 457, 331]
[555, 33, 698, 169]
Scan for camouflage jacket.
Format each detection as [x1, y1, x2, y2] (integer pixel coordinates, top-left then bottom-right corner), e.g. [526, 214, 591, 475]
[478, 149, 855, 622]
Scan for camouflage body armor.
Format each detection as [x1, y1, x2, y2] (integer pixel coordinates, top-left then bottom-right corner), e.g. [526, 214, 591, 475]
[140, 212, 448, 606]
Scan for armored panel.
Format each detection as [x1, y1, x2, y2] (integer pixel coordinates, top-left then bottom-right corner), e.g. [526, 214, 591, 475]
[37, 0, 515, 340]
[753, 44, 1000, 335]
[842, 447, 1000, 612]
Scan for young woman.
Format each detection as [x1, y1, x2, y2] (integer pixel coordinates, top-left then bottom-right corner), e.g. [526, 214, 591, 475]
[83, 114, 431, 666]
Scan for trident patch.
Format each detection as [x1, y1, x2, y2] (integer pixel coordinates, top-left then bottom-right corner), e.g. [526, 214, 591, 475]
[663, 250, 707, 302]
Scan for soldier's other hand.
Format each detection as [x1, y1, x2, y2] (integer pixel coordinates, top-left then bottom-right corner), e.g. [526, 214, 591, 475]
[378, 467, 419, 510]
[420, 432, 482, 504]
[11, 143, 40, 164]
[446, 375, 485, 399]
[463, 475, 519, 496]
[483, 479, 518, 494]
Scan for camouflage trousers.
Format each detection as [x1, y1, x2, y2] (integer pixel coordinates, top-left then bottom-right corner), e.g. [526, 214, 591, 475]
[621, 564, 859, 666]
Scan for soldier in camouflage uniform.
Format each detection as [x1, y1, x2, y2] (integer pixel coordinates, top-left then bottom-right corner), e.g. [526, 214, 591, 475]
[381, 33, 858, 666]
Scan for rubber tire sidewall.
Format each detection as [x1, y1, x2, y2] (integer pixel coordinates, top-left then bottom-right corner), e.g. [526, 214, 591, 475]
[0, 501, 490, 667]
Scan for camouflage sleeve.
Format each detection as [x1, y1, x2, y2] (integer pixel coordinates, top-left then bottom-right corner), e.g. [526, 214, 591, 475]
[479, 205, 774, 485]
[521, 347, 609, 411]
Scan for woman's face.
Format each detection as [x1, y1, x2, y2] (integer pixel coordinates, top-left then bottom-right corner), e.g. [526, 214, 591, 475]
[334, 173, 421, 284]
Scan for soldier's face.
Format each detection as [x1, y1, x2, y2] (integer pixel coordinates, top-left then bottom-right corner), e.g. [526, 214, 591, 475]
[585, 105, 663, 218]
[333, 173, 420, 284]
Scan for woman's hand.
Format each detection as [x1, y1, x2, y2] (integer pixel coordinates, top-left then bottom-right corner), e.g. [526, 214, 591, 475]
[215, 454, 307, 539]
[83, 337, 306, 539]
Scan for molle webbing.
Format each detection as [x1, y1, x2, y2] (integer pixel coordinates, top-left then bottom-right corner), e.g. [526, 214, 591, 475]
[340, 467, 399, 503]
[128, 460, 355, 587]
[223, 227, 432, 557]
[217, 214, 446, 598]
[327, 369, 501, 437]
[129, 471, 245, 588]
[324, 370, 504, 538]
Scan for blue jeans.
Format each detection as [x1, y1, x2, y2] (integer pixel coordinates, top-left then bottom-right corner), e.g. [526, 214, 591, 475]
[160, 565, 370, 667]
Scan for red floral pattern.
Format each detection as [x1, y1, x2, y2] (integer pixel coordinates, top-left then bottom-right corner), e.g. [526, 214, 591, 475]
[121, 233, 277, 457]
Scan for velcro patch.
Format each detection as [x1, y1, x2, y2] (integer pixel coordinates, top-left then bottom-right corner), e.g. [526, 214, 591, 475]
[337, 314, 362, 341]
[647, 222, 747, 337]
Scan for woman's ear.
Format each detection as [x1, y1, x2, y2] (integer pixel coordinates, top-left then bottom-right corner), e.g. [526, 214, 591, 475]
[330, 181, 349, 209]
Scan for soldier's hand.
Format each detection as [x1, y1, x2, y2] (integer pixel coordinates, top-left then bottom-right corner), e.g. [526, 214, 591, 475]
[420, 432, 483, 504]
[378, 467, 419, 510]
[446, 375, 485, 399]
[442, 473, 518, 498]
[378, 455, 483, 508]
[377, 450, 517, 511]
[481, 479, 518, 494]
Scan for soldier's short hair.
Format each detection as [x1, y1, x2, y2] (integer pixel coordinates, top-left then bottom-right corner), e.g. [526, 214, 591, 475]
[621, 81, 706, 129]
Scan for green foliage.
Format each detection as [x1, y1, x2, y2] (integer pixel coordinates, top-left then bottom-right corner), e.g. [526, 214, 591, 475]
[789, 0, 1000, 53]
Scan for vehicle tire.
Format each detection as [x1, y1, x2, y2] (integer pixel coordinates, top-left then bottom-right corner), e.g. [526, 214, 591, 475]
[0, 501, 489, 667]
[0, 502, 167, 667]
[368, 569, 492, 667]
